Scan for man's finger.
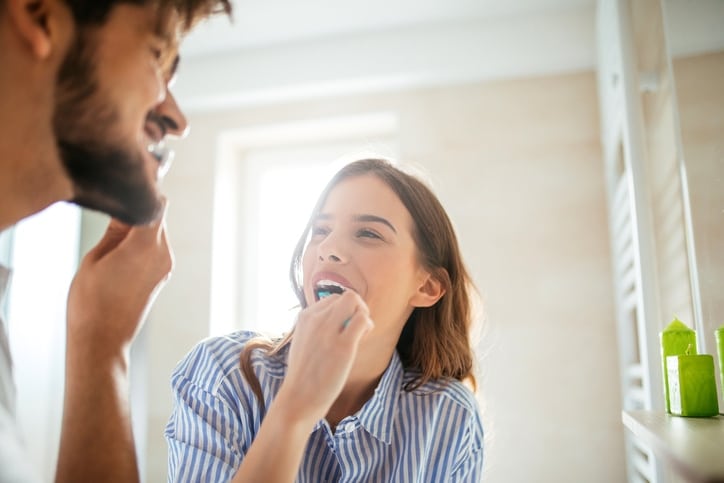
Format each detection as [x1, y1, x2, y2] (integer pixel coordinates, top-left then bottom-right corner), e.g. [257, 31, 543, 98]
[87, 219, 132, 262]
[121, 200, 168, 248]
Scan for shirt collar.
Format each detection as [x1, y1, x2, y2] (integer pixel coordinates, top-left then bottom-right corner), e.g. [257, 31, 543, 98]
[0, 264, 10, 304]
[355, 350, 403, 445]
[288, 346, 404, 445]
[0, 264, 10, 323]
[0, 264, 10, 341]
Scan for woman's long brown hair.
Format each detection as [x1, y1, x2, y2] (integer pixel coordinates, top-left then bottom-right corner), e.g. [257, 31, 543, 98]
[240, 159, 479, 411]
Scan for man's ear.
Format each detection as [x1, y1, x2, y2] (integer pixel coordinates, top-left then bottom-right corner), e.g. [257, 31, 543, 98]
[6, 0, 65, 59]
[410, 270, 446, 308]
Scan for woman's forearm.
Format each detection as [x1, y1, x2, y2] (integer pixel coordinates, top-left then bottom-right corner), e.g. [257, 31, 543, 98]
[231, 385, 317, 483]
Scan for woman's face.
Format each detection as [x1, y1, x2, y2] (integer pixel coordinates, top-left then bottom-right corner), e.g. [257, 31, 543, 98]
[302, 174, 433, 343]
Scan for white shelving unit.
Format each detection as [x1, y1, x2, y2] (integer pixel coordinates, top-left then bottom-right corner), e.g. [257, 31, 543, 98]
[596, 1, 703, 481]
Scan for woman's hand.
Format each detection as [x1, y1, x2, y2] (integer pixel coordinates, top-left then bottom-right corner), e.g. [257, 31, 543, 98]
[231, 291, 373, 483]
[277, 290, 374, 426]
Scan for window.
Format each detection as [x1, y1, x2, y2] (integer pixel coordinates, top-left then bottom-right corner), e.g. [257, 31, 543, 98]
[209, 113, 399, 337]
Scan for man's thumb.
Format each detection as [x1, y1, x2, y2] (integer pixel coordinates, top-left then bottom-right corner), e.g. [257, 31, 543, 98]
[87, 219, 132, 261]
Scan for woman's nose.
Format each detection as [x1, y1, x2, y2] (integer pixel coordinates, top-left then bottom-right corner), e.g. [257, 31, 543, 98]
[317, 234, 347, 263]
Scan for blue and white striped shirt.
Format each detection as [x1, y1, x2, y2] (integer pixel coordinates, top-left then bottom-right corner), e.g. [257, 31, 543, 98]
[165, 331, 484, 482]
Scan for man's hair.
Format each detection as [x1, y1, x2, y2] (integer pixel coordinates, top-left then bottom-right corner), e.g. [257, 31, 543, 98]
[61, 0, 232, 31]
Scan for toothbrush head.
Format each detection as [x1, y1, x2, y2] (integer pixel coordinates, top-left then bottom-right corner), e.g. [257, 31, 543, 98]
[314, 281, 346, 301]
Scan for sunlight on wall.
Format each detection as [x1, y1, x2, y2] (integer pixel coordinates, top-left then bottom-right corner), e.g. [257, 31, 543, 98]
[209, 139, 239, 337]
[251, 164, 329, 334]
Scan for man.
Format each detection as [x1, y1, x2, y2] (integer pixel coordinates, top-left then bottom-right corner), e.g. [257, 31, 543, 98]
[0, 0, 231, 481]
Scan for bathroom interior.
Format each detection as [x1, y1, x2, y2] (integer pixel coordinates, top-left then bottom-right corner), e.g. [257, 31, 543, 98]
[1, 0, 722, 481]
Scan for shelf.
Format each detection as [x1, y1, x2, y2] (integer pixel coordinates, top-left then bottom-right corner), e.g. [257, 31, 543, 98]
[622, 410, 724, 483]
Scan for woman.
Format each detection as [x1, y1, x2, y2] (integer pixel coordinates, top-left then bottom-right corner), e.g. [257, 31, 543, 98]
[166, 158, 484, 482]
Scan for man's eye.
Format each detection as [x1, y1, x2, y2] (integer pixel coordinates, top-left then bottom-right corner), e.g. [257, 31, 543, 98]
[150, 47, 163, 61]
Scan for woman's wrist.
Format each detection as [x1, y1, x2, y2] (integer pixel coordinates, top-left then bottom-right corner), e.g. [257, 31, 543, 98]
[271, 382, 325, 431]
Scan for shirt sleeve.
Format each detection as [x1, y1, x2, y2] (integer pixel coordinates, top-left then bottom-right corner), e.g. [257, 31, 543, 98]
[0, 404, 42, 482]
[449, 408, 485, 482]
[165, 345, 253, 483]
[165, 373, 246, 483]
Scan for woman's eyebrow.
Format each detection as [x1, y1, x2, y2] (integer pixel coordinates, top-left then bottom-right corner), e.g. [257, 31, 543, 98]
[353, 214, 397, 233]
[314, 213, 397, 233]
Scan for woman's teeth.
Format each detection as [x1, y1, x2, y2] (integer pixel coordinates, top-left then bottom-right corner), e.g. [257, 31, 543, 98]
[315, 280, 347, 300]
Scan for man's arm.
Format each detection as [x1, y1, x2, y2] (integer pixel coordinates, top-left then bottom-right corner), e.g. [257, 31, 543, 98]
[56, 215, 173, 483]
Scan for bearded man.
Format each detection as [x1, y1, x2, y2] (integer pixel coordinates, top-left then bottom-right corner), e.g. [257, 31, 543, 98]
[0, 1, 231, 481]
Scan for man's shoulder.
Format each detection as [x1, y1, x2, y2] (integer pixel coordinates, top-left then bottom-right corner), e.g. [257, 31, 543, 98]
[0, 399, 42, 482]
[0, 319, 15, 416]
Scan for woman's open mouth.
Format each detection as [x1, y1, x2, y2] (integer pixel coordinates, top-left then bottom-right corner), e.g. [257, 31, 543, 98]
[314, 280, 347, 301]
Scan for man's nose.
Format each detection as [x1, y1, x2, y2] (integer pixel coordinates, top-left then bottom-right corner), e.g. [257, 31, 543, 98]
[154, 89, 188, 139]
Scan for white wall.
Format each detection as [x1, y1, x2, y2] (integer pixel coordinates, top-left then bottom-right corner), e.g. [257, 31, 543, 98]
[142, 69, 625, 482]
[674, 52, 724, 407]
[119, 50, 722, 483]
[77, 2, 724, 481]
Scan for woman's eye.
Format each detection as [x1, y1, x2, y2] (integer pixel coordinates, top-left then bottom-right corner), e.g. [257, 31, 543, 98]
[357, 229, 381, 239]
[311, 225, 330, 237]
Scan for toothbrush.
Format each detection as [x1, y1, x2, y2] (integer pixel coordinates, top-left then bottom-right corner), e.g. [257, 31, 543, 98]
[317, 290, 350, 328]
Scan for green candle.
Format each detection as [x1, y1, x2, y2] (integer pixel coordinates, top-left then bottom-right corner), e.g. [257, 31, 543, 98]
[660, 318, 697, 413]
[716, 326, 724, 401]
[666, 351, 719, 417]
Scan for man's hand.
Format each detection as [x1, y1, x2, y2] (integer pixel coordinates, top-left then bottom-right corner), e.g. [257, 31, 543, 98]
[66, 212, 173, 356]
[56, 211, 173, 483]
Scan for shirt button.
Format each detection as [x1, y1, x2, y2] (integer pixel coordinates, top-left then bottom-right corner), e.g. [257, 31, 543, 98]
[344, 422, 356, 433]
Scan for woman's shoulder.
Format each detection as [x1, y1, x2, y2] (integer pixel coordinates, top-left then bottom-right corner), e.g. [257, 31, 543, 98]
[403, 373, 482, 415]
[170, 330, 271, 392]
[401, 375, 484, 449]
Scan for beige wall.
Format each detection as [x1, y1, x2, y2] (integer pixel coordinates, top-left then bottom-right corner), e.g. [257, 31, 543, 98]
[138, 69, 625, 481]
[674, 52, 724, 405]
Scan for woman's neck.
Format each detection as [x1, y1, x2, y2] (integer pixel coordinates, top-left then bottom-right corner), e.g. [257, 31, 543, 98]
[325, 342, 396, 431]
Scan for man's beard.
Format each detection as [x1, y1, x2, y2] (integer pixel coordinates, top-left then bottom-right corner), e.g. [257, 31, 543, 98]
[52, 31, 163, 225]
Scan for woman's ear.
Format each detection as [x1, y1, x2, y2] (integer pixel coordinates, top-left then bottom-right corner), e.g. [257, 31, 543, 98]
[6, 0, 67, 59]
[410, 270, 446, 308]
